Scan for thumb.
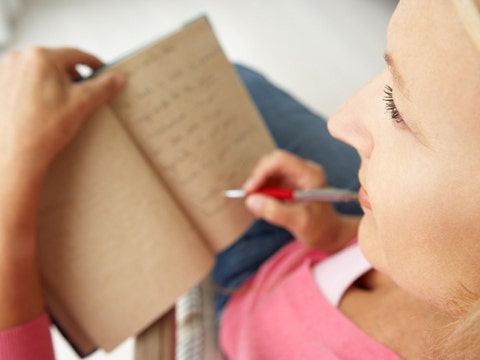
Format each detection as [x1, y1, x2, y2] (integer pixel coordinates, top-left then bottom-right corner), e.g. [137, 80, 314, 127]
[72, 72, 125, 117]
[246, 194, 297, 229]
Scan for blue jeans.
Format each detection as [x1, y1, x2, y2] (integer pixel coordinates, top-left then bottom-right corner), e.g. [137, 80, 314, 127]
[213, 65, 362, 314]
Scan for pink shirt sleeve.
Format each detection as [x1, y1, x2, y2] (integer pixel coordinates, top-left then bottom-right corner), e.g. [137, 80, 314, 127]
[0, 313, 55, 360]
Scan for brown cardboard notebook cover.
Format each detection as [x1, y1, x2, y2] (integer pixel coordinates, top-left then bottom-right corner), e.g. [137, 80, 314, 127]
[37, 16, 275, 356]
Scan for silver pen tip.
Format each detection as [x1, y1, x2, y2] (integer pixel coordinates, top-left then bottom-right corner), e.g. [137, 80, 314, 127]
[224, 189, 246, 198]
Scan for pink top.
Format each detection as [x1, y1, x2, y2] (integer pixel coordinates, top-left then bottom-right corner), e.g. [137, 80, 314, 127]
[0, 242, 401, 359]
[219, 241, 402, 359]
[0, 314, 54, 360]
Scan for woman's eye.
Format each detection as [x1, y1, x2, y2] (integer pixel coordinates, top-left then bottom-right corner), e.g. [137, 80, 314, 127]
[383, 84, 405, 125]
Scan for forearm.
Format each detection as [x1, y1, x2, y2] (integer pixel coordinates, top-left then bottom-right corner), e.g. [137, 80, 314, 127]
[0, 251, 45, 330]
[0, 46, 123, 333]
[0, 164, 46, 330]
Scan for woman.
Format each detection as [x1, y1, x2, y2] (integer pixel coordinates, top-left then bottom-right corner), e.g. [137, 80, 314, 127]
[1, 0, 479, 359]
[218, 0, 480, 358]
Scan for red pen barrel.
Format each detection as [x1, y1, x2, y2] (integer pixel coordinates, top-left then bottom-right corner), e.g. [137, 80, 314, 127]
[255, 188, 294, 200]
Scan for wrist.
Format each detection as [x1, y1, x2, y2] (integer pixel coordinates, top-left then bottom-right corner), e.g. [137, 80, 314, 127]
[0, 161, 45, 250]
[0, 248, 45, 330]
[313, 214, 360, 253]
[334, 215, 361, 249]
[0, 157, 47, 330]
[1, 151, 49, 186]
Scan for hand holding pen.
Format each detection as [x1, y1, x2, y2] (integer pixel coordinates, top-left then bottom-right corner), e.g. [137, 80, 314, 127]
[224, 150, 358, 250]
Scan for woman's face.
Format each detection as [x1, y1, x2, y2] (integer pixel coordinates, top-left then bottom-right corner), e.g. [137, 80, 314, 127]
[328, 0, 480, 311]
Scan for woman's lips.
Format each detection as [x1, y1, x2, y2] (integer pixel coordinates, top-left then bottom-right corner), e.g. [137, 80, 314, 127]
[358, 186, 372, 210]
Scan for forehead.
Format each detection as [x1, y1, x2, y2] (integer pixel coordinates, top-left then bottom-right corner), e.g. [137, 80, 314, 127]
[387, 0, 480, 81]
[387, 0, 480, 133]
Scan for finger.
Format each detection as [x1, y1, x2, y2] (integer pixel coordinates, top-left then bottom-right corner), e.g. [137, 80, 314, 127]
[244, 150, 326, 191]
[246, 194, 304, 229]
[304, 160, 328, 187]
[70, 71, 125, 119]
[244, 150, 296, 191]
[67, 67, 81, 80]
[50, 48, 105, 73]
[0, 50, 21, 66]
[246, 194, 330, 248]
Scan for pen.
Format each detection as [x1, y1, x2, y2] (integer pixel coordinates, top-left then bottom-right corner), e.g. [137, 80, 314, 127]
[224, 187, 358, 203]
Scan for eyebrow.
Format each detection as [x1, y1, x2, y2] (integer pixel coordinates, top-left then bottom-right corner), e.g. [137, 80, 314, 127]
[384, 52, 410, 99]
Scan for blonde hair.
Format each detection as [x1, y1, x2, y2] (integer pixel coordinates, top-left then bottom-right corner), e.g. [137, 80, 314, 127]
[452, 0, 480, 50]
[429, 294, 480, 359]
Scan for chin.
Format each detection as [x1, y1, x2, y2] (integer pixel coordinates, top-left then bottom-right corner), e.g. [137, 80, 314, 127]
[356, 216, 384, 271]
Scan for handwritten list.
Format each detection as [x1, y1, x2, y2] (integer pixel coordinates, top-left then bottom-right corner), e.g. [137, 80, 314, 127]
[109, 18, 275, 228]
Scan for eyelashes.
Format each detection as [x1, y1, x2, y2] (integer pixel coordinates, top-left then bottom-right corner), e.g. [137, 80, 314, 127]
[383, 84, 403, 123]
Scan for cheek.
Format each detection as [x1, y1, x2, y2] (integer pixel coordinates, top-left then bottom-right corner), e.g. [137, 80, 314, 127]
[357, 141, 437, 282]
[358, 141, 416, 256]
[360, 152, 480, 305]
[359, 181, 446, 303]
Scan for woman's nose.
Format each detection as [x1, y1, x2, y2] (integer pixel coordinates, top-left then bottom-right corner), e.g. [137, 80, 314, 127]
[327, 72, 386, 159]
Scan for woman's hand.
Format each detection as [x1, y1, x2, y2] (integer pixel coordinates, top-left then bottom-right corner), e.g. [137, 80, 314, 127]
[0, 47, 124, 330]
[0, 47, 124, 176]
[243, 150, 359, 252]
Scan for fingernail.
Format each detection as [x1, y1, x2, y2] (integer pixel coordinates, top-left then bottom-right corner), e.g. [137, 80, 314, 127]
[246, 195, 263, 215]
